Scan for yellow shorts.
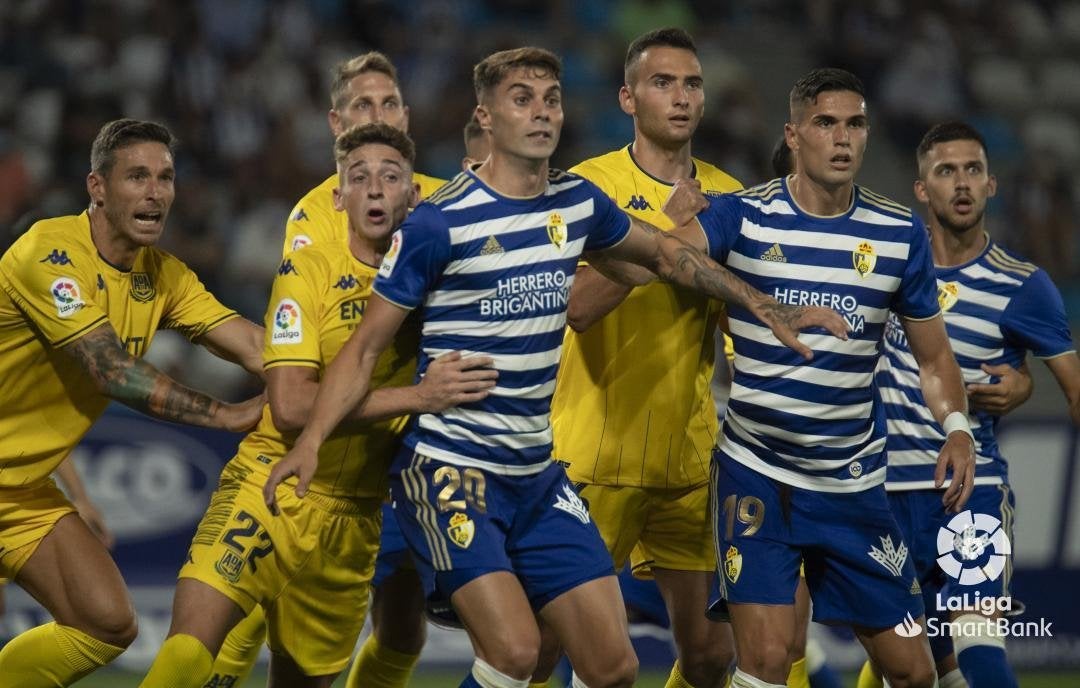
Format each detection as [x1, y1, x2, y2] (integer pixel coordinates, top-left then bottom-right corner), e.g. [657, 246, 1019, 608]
[180, 465, 382, 676]
[0, 479, 77, 579]
[577, 482, 714, 579]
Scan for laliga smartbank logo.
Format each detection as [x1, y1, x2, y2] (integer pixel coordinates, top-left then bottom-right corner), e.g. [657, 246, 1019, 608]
[893, 510, 1053, 640]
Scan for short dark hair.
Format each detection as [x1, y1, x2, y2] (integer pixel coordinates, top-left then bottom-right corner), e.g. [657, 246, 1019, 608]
[473, 47, 561, 102]
[789, 68, 865, 120]
[464, 114, 485, 147]
[771, 137, 794, 177]
[624, 27, 697, 82]
[90, 119, 175, 174]
[330, 52, 399, 109]
[916, 121, 988, 173]
[334, 122, 415, 166]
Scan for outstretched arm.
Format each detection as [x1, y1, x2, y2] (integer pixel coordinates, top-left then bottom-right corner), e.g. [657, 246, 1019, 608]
[1044, 352, 1080, 426]
[903, 315, 975, 512]
[64, 323, 264, 432]
[195, 317, 266, 379]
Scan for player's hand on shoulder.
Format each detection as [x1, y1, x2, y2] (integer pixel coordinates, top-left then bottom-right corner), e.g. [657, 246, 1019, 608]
[662, 178, 708, 228]
[416, 351, 498, 413]
[936, 429, 976, 513]
[220, 390, 267, 433]
[967, 362, 1033, 416]
[752, 300, 850, 361]
[263, 441, 319, 515]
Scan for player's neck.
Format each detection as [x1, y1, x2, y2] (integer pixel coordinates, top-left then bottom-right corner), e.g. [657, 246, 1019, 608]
[788, 173, 854, 217]
[475, 152, 548, 198]
[630, 136, 693, 182]
[349, 230, 390, 268]
[930, 223, 988, 268]
[88, 206, 140, 270]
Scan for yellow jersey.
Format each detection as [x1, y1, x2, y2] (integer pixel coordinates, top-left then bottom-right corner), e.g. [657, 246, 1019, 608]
[552, 145, 741, 488]
[0, 212, 238, 487]
[282, 172, 446, 256]
[238, 242, 420, 498]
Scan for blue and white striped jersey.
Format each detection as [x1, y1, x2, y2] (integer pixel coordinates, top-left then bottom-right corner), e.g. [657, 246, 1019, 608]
[373, 168, 631, 475]
[698, 177, 940, 492]
[877, 237, 1074, 489]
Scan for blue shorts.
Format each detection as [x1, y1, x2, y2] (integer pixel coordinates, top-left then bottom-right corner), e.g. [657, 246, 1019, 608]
[373, 501, 412, 588]
[712, 451, 923, 628]
[389, 453, 614, 611]
[888, 484, 1016, 658]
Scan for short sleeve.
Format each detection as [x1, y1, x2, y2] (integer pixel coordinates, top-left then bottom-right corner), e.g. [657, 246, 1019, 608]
[263, 253, 324, 369]
[1001, 269, 1075, 359]
[582, 182, 631, 252]
[893, 217, 940, 320]
[158, 255, 239, 341]
[373, 203, 452, 309]
[696, 194, 744, 263]
[0, 230, 107, 347]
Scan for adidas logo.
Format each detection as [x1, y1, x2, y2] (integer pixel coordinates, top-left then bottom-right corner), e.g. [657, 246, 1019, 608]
[480, 235, 504, 255]
[760, 243, 786, 263]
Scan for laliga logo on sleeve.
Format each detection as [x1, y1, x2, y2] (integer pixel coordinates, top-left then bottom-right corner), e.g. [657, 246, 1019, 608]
[378, 231, 402, 278]
[936, 510, 1011, 585]
[50, 277, 85, 317]
[271, 299, 302, 344]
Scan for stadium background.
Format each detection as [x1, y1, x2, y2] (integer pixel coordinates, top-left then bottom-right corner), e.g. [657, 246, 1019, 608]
[1, 0, 1078, 684]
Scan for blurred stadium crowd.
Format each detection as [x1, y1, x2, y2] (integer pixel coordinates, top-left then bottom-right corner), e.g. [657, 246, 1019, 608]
[2, 0, 1078, 397]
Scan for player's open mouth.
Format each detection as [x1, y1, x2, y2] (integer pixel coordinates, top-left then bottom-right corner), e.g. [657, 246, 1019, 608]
[133, 211, 163, 226]
[830, 154, 852, 168]
[953, 197, 974, 212]
[367, 208, 387, 222]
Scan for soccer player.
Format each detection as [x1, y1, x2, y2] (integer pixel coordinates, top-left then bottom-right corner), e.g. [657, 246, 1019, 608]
[0, 118, 266, 687]
[264, 47, 847, 688]
[679, 68, 977, 688]
[550, 28, 741, 688]
[871, 121, 1080, 688]
[140, 123, 497, 688]
[283, 51, 446, 256]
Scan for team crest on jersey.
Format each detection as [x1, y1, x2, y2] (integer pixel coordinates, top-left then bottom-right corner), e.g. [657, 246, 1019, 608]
[446, 512, 475, 549]
[547, 212, 567, 249]
[938, 281, 960, 311]
[215, 551, 245, 583]
[290, 235, 312, 252]
[271, 299, 302, 344]
[130, 272, 156, 302]
[378, 230, 402, 278]
[853, 241, 876, 278]
[553, 484, 590, 524]
[724, 545, 743, 584]
[50, 277, 85, 318]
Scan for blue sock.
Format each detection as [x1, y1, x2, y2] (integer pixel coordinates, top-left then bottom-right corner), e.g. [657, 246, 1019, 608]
[808, 662, 843, 688]
[958, 644, 1017, 688]
[459, 672, 484, 688]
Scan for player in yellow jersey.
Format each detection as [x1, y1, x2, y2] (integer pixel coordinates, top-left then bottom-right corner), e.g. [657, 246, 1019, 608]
[549, 29, 740, 688]
[140, 123, 496, 688]
[0, 118, 266, 688]
[283, 51, 446, 256]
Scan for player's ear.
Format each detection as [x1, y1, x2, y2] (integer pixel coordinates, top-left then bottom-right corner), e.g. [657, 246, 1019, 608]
[913, 179, 929, 204]
[402, 105, 410, 133]
[332, 183, 345, 212]
[618, 84, 635, 116]
[986, 173, 997, 199]
[474, 105, 492, 132]
[783, 122, 798, 154]
[87, 171, 105, 207]
[409, 181, 420, 208]
[328, 108, 343, 137]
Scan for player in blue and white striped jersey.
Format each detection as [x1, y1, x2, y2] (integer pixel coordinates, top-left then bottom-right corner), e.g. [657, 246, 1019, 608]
[677, 69, 974, 688]
[873, 121, 1080, 688]
[263, 48, 847, 688]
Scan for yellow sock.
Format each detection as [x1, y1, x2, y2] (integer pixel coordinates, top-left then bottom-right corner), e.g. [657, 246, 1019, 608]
[786, 657, 809, 688]
[140, 634, 213, 688]
[528, 683, 551, 688]
[204, 606, 266, 687]
[665, 659, 696, 687]
[0, 621, 124, 687]
[856, 660, 885, 688]
[346, 633, 421, 688]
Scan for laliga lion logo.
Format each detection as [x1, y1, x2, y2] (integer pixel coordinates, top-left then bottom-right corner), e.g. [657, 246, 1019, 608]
[936, 510, 1011, 585]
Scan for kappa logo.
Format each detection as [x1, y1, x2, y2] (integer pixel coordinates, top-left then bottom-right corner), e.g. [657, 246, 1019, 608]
[868, 534, 909, 577]
[623, 195, 654, 212]
[333, 274, 359, 290]
[546, 212, 567, 250]
[724, 545, 743, 584]
[97, 274, 105, 290]
[853, 241, 877, 278]
[480, 235, 504, 255]
[760, 243, 787, 263]
[292, 208, 309, 222]
[130, 272, 155, 302]
[40, 249, 74, 266]
[271, 299, 302, 344]
[446, 512, 475, 549]
[278, 259, 299, 276]
[552, 484, 590, 524]
[50, 277, 85, 318]
[938, 282, 960, 312]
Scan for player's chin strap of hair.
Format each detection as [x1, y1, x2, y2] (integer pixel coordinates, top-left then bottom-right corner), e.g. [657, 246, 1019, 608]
[943, 411, 975, 444]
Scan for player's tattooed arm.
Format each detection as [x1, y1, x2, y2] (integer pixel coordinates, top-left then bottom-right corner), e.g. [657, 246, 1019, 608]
[64, 324, 264, 432]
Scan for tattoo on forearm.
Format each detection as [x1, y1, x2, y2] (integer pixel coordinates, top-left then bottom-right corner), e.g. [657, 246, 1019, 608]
[68, 327, 219, 426]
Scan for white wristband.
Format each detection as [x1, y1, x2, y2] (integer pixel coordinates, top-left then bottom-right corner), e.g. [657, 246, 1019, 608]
[943, 411, 974, 442]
